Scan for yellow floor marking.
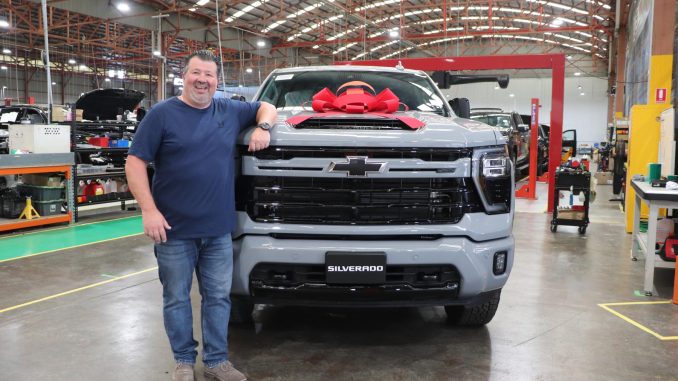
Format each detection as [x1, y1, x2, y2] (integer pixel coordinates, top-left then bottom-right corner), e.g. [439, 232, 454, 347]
[598, 301, 678, 341]
[0, 214, 141, 240]
[0, 266, 158, 314]
[0, 232, 145, 264]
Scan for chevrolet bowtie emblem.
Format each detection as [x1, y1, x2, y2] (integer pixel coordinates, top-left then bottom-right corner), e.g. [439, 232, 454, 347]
[328, 156, 386, 177]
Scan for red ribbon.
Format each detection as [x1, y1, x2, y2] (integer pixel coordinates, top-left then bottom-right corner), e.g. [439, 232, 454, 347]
[286, 83, 425, 129]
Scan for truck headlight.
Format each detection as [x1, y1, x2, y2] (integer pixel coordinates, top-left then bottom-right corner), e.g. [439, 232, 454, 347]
[479, 152, 512, 213]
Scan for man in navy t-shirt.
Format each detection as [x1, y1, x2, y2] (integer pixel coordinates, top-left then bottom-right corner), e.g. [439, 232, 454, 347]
[126, 50, 276, 381]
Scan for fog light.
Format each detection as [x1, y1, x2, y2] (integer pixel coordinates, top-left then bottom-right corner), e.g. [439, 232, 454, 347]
[493, 251, 507, 275]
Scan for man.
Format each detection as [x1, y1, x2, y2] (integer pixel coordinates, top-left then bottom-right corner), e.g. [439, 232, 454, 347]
[126, 50, 277, 381]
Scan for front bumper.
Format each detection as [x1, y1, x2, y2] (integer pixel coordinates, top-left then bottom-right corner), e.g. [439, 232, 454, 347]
[232, 234, 514, 307]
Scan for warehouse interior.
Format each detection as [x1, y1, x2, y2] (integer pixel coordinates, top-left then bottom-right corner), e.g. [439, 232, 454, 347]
[1, 1, 677, 380]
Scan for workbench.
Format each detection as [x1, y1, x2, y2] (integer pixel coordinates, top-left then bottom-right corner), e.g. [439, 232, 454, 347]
[630, 180, 678, 295]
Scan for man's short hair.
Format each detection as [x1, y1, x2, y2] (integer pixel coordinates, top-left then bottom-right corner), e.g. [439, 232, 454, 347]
[182, 50, 221, 76]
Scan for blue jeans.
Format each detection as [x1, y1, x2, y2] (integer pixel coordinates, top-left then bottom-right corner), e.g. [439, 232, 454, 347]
[154, 233, 233, 367]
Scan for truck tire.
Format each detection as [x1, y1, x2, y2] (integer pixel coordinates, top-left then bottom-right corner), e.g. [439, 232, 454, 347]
[229, 299, 254, 324]
[445, 289, 501, 326]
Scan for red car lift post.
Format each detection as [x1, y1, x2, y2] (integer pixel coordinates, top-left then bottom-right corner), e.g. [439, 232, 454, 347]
[516, 98, 540, 199]
[335, 54, 564, 213]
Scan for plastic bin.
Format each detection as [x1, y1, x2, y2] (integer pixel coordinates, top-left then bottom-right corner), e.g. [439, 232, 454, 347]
[17, 183, 64, 201]
[109, 139, 130, 148]
[0, 189, 26, 218]
[33, 199, 63, 216]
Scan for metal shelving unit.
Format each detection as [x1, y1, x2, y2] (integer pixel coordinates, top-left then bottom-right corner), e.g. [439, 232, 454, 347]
[0, 153, 74, 232]
[68, 120, 137, 221]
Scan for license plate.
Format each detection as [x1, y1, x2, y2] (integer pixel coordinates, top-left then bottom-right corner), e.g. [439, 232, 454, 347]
[325, 251, 386, 284]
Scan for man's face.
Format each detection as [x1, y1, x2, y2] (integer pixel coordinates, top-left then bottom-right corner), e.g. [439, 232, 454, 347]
[181, 57, 218, 108]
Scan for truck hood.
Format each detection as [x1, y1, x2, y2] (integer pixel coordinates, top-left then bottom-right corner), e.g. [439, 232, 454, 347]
[239, 109, 502, 148]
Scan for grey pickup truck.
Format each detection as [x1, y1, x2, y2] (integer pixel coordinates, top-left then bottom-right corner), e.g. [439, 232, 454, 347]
[232, 65, 514, 326]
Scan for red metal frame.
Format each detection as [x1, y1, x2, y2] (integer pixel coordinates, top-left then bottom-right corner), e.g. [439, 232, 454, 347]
[516, 98, 540, 199]
[334, 55, 564, 213]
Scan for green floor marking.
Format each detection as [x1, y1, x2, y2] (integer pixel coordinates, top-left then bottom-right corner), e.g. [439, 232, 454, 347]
[0, 216, 143, 262]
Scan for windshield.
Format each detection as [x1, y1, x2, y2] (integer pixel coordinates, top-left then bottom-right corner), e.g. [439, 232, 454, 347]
[470, 114, 514, 130]
[258, 70, 448, 116]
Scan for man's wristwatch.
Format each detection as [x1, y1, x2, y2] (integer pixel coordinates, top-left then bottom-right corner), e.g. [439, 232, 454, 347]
[256, 122, 273, 131]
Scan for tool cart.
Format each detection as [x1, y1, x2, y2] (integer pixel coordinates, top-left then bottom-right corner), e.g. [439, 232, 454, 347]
[551, 168, 591, 234]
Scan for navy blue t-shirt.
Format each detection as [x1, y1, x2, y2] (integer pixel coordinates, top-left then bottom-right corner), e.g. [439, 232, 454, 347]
[129, 97, 260, 239]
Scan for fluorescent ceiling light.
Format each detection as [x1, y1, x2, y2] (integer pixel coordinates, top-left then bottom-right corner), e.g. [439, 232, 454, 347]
[256, 40, 266, 47]
[51, 82, 56, 85]
[117, 69, 125, 79]
[551, 18, 563, 26]
[574, 72, 581, 76]
[509, 94, 515, 97]
[196, 0, 209, 5]
[168, 73, 175, 78]
[68, 58, 77, 64]
[116, 2, 130, 12]
[2, 48, 10, 54]
[108, 69, 116, 78]
[189, 8, 196, 12]
[580, 92, 585, 96]
[0, 66, 7, 70]
[389, 30, 399, 38]
[0, 17, 9, 28]
[104, 78, 111, 82]
[153, 50, 161, 56]
[79, 64, 88, 70]
[246, 68, 253, 73]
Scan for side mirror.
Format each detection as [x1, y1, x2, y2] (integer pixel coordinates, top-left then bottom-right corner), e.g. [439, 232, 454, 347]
[517, 123, 530, 132]
[449, 98, 470, 118]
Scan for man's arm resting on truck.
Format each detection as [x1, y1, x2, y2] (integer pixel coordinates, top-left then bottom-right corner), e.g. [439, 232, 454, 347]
[248, 101, 277, 152]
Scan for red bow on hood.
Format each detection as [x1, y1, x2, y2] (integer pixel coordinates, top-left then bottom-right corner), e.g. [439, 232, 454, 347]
[286, 81, 425, 129]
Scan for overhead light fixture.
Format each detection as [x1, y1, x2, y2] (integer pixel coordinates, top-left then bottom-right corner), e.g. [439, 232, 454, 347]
[168, 73, 175, 78]
[153, 50, 162, 56]
[0, 65, 7, 70]
[79, 64, 88, 70]
[2, 48, 10, 54]
[68, 58, 76, 65]
[312, 45, 320, 49]
[189, 7, 196, 12]
[0, 17, 9, 28]
[104, 78, 111, 82]
[566, 55, 573, 60]
[196, 0, 209, 5]
[389, 30, 399, 38]
[246, 68, 253, 73]
[117, 69, 125, 79]
[256, 40, 266, 47]
[116, 2, 130, 12]
[577, 85, 582, 90]
[51, 82, 56, 85]
[108, 69, 116, 78]
[574, 72, 581, 76]
[580, 92, 585, 96]
[509, 93, 515, 98]
[494, 86, 499, 90]
[551, 18, 564, 27]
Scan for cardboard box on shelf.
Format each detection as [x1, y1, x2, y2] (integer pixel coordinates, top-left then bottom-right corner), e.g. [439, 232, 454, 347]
[21, 174, 63, 187]
[51, 107, 84, 122]
[594, 171, 613, 184]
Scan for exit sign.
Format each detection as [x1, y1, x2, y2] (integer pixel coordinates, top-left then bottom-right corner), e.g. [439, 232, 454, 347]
[655, 88, 667, 103]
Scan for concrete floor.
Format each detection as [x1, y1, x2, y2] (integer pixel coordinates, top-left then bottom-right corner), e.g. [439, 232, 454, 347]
[1, 183, 677, 380]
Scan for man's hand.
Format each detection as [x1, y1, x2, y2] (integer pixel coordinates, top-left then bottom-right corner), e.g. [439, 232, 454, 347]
[248, 127, 271, 152]
[142, 208, 172, 243]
